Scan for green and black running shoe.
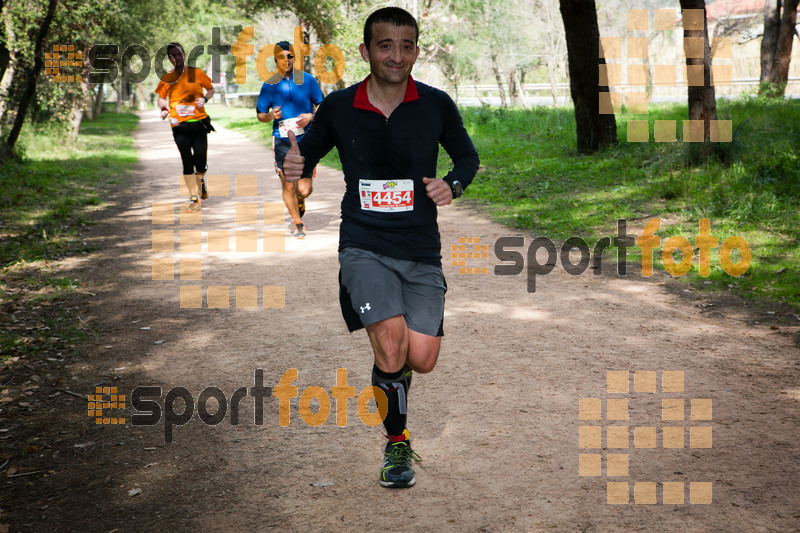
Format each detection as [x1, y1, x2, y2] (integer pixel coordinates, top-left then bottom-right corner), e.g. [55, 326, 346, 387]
[380, 431, 420, 488]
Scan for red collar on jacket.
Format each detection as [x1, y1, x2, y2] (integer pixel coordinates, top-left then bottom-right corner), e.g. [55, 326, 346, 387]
[353, 74, 419, 116]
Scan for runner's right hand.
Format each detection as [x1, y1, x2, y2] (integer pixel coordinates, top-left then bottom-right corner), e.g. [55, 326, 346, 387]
[272, 106, 282, 120]
[282, 131, 305, 183]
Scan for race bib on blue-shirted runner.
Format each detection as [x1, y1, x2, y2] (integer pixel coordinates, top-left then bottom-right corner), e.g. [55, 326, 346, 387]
[359, 179, 414, 212]
[278, 117, 305, 138]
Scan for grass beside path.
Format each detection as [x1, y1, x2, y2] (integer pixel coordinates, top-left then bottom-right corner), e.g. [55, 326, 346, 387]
[459, 98, 800, 313]
[0, 112, 139, 360]
[209, 99, 800, 313]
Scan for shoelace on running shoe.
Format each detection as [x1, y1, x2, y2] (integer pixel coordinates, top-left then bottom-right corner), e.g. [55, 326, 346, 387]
[385, 442, 422, 468]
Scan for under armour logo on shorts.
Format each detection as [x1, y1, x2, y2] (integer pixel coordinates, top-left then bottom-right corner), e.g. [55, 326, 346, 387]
[360, 303, 371, 313]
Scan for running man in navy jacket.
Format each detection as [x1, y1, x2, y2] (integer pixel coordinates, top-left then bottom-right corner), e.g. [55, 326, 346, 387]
[283, 6, 479, 488]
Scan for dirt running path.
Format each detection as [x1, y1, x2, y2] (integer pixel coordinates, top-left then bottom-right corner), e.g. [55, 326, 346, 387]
[7, 111, 800, 532]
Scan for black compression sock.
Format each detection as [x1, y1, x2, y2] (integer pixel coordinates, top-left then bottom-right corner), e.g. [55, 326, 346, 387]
[372, 365, 408, 437]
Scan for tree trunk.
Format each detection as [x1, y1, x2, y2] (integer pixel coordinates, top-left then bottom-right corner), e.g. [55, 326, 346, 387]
[93, 84, 104, 117]
[0, 41, 8, 83]
[491, 54, 507, 107]
[0, 0, 7, 82]
[542, 0, 565, 108]
[679, 0, 717, 157]
[2, 0, 58, 156]
[547, 59, 560, 107]
[559, 0, 617, 152]
[507, 70, 521, 107]
[71, 72, 94, 136]
[82, 79, 93, 121]
[768, 0, 799, 97]
[115, 79, 123, 114]
[0, 13, 18, 126]
[759, 0, 782, 87]
[0, 61, 15, 125]
[137, 83, 147, 111]
[519, 68, 529, 107]
[68, 105, 83, 141]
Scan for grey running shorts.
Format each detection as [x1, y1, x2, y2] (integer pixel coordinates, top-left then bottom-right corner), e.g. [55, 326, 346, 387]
[338, 247, 447, 337]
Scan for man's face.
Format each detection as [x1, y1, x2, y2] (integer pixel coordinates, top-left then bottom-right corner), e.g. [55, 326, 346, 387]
[167, 48, 184, 69]
[277, 49, 295, 77]
[360, 22, 419, 85]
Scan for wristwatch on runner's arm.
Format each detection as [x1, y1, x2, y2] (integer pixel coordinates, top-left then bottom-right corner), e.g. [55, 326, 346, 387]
[444, 178, 463, 199]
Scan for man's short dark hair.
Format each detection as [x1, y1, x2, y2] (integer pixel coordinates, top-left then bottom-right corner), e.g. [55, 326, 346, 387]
[363, 7, 419, 47]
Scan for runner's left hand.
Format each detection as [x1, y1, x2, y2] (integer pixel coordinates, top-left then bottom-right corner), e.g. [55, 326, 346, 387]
[423, 177, 452, 206]
[195, 96, 206, 108]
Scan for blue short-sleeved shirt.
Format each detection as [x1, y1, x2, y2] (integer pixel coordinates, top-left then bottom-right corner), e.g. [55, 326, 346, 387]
[256, 71, 324, 139]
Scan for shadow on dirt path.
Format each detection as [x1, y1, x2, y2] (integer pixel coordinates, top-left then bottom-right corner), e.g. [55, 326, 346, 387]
[3, 110, 799, 532]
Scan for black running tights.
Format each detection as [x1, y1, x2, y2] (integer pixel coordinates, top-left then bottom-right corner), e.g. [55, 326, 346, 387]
[172, 121, 207, 175]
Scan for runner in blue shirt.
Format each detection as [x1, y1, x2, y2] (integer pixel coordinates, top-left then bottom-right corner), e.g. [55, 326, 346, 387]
[256, 41, 324, 238]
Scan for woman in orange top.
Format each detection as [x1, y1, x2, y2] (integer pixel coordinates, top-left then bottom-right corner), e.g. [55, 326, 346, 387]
[155, 43, 215, 212]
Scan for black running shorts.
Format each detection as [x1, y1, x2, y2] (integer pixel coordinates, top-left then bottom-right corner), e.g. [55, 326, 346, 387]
[272, 136, 314, 179]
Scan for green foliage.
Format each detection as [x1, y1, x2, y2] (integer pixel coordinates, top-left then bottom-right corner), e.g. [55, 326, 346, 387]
[170, 97, 800, 313]
[0, 111, 139, 361]
[0, 0, 178, 148]
[434, 28, 480, 90]
[460, 99, 800, 311]
[0, 112, 138, 266]
[329, 2, 372, 85]
[244, 0, 339, 42]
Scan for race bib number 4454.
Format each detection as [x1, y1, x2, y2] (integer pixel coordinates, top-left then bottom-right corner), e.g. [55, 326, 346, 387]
[359, 179, 414, 212]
